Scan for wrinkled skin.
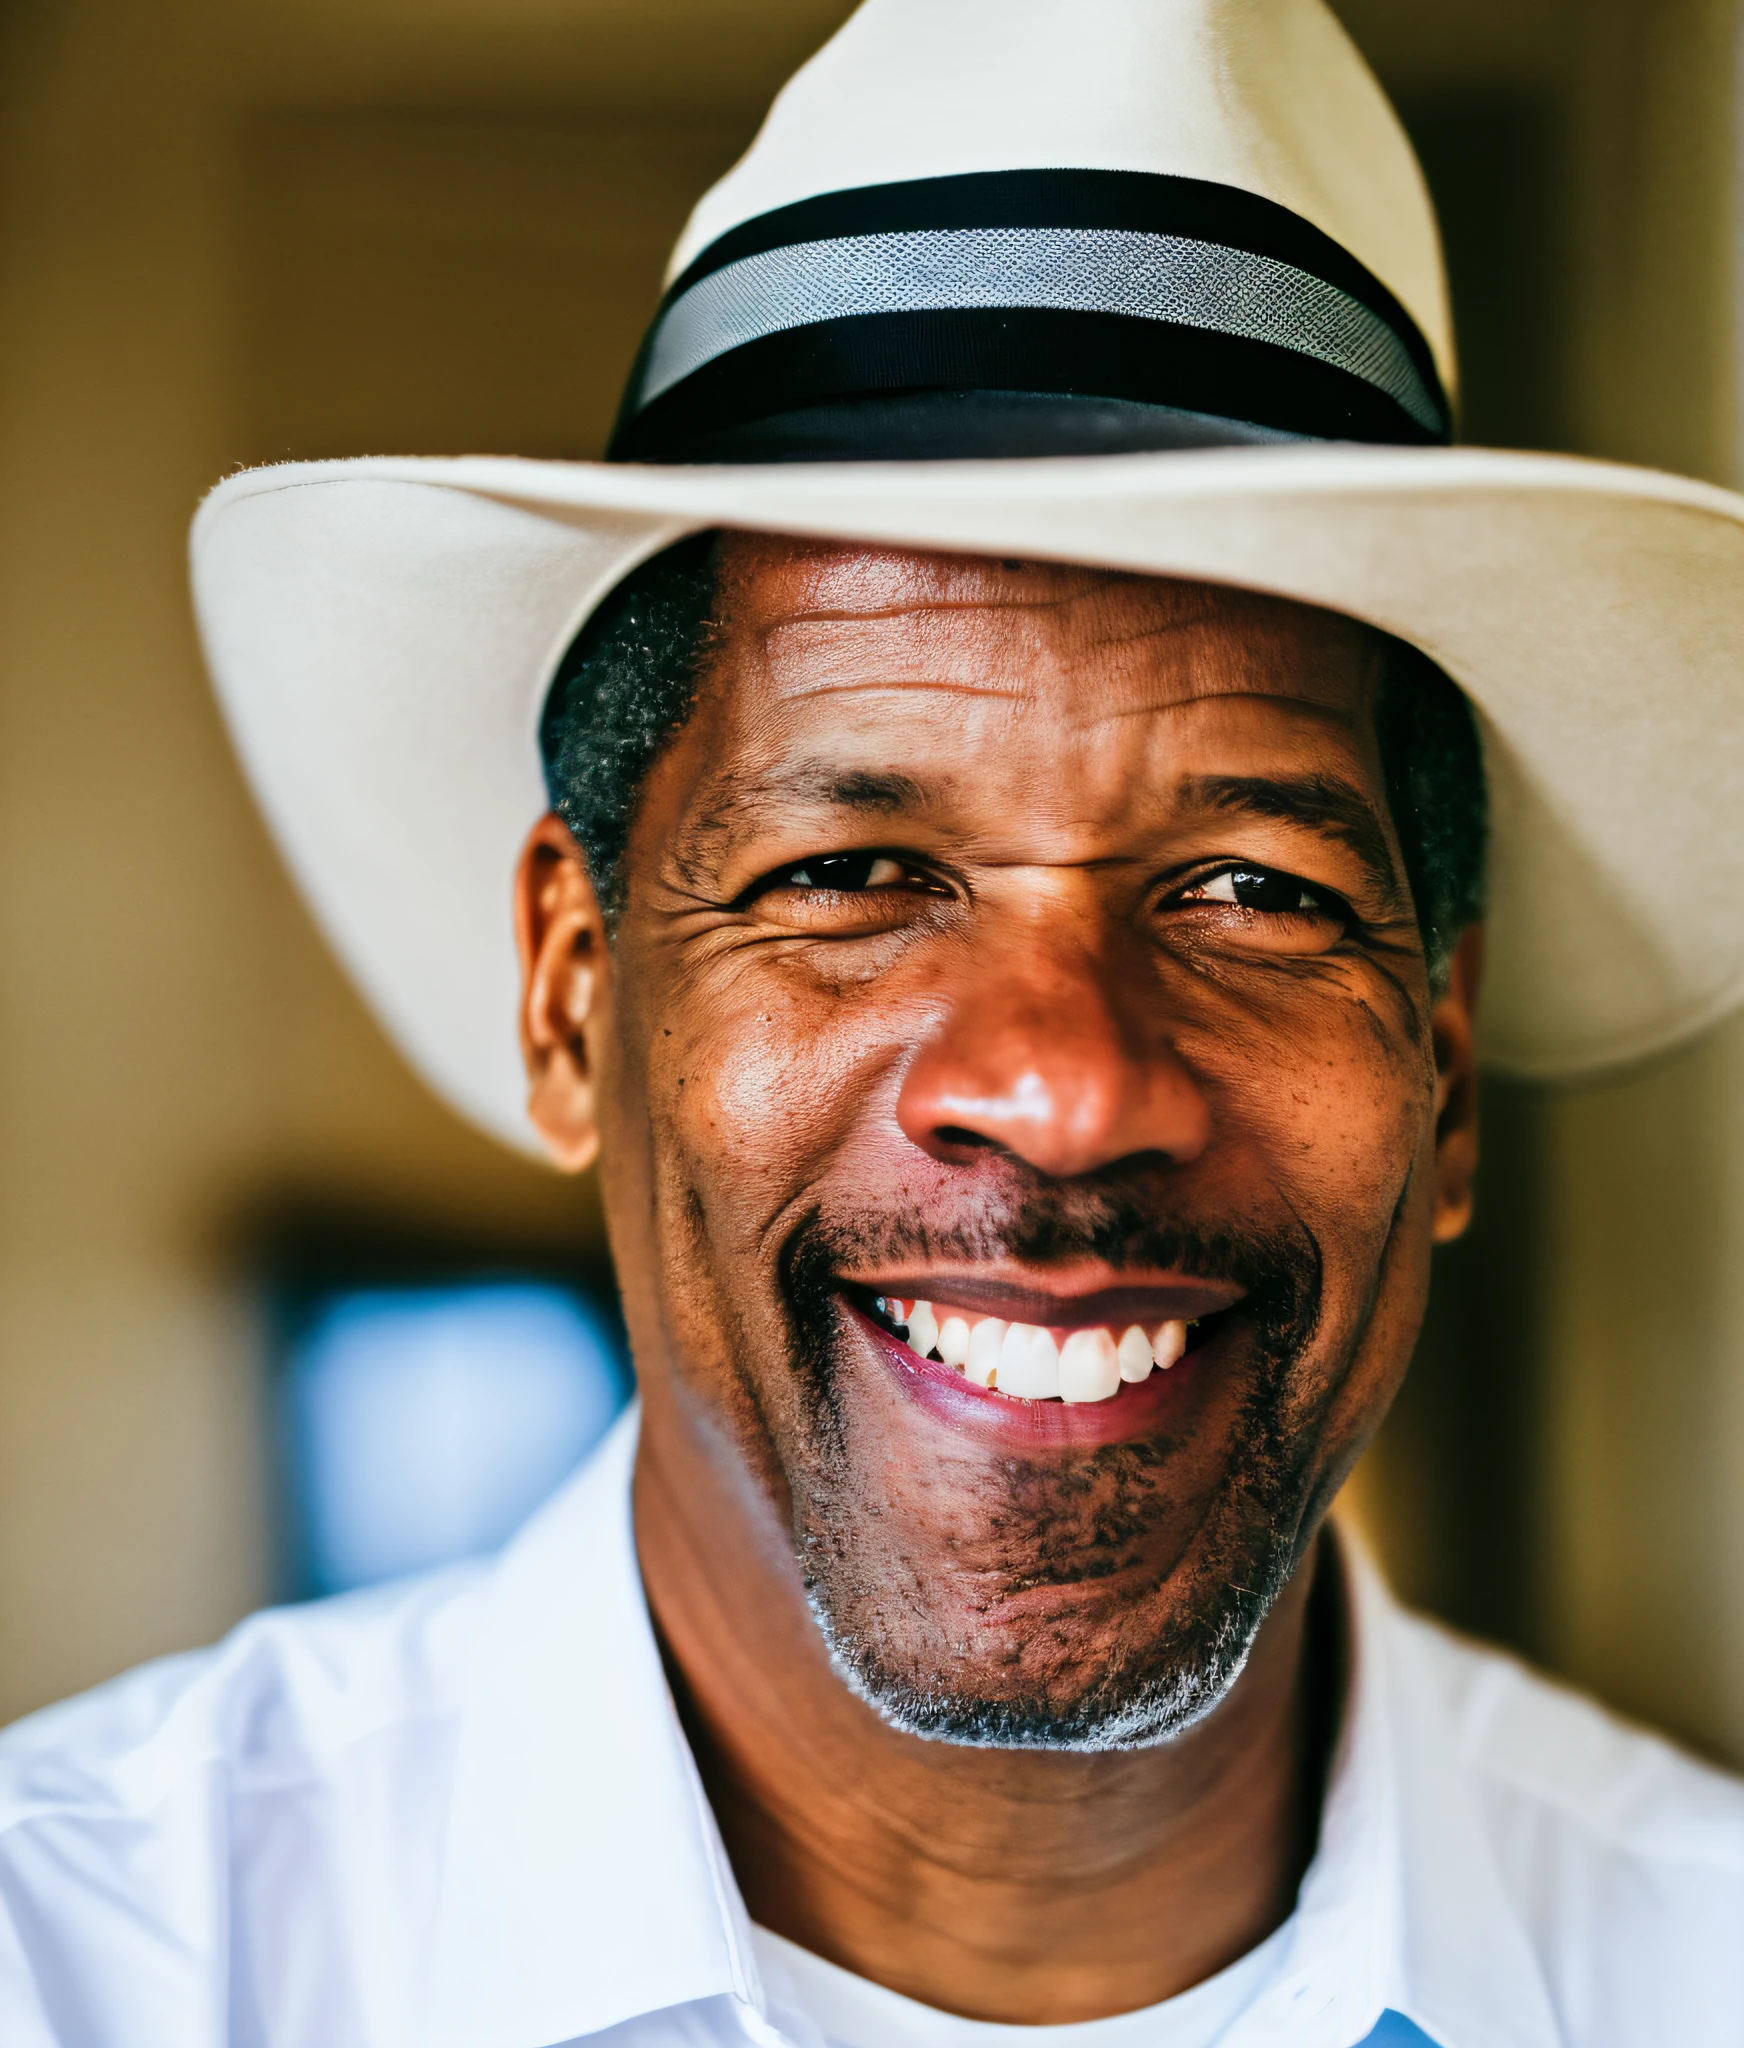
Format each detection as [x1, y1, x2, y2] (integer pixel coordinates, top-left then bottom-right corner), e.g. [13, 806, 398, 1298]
[516, 538, 1480, 2018]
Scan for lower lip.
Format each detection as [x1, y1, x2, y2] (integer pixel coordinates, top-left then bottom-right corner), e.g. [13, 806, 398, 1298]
[848, 1304, 1215, 1448]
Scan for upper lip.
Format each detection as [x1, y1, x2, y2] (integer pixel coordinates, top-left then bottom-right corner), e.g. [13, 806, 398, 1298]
[843, 1265, 1245, 1330]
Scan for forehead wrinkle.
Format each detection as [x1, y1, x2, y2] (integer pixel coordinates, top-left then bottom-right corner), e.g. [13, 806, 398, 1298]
[722, 538, 1371, 673]
[749, 584, 1088, 628]
[757, 607, 1056, 699]
[1069, 611, 1374, 717]
[753, 596, 1366, 718]
[724, 540, 1124, 621]
[1080, 688, 1365, 733]
[756, 676, 1034, 706]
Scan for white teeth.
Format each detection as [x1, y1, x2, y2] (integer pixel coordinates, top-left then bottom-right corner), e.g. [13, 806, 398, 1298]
[1152, 1320, 1189, 1371]
[937, 1315, 972, 1369]
[997, 1323, 1061, 1400]
[1117, 1324, 1155, 1382]
[1059, 1327, 1121, 1403]
[966, 1317, 1006, 1386]
[874, 1295, 1201, 1399]
[905, 1300, 939, 1360]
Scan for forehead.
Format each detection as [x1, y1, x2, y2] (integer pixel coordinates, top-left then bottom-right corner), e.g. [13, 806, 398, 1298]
[704, 535, 1379, 728]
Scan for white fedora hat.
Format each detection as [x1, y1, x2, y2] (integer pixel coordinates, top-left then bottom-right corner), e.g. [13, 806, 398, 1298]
[193, 0, 1744, 1155]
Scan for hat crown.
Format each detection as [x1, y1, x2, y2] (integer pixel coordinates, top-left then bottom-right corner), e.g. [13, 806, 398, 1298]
[671, 0, 1453, 391]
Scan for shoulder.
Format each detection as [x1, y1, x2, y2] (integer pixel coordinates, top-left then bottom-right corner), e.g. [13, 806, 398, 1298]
[0, 1418, 647, 2043]
[0, 1557, 487, 1820]
[1396, 1607, 1744, 1862]
[0, 1562, 488, 2044]
[1394, 1606, 1744, 2033]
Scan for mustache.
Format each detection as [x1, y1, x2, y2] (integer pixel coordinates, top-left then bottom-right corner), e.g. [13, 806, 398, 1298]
[780, 1165, 1325, 1358]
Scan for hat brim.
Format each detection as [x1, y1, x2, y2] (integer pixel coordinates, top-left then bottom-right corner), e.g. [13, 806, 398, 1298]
[191, 444, 1744, 1155]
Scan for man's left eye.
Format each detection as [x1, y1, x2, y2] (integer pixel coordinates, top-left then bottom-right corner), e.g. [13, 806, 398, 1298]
[778, 852, 915, 892]
[1176, 866, 1348, 920]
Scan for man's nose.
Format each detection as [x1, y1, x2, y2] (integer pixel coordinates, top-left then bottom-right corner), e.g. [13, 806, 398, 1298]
[895, 950, 1212, 1179]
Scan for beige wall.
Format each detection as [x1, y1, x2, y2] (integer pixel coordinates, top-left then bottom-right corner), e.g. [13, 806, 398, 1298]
[4, 0, 1744, 1764]
[1533, 0, 1744, 1761]
[1345, 0, 1744, 1764]
[0, 0, 852, 1722]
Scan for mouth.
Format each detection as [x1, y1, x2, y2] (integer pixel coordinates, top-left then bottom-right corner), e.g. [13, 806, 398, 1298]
[842, 1270, 1243, 1420]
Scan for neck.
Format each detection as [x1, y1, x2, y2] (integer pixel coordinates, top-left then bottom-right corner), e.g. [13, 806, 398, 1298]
[633, 1396, 1339, 2025]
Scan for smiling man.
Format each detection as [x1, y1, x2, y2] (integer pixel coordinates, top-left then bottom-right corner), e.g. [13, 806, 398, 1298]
[515, 537, 1485, 2026]
[528, 537, 1480, 1770]
[7, 1, 1744, 2045]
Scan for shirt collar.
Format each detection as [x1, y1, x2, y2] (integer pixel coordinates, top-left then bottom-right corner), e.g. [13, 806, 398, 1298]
[425, 1409, 1565, 2048]
[425, 1406, 763, 2048]
[1228, 1536, 1565, 2048]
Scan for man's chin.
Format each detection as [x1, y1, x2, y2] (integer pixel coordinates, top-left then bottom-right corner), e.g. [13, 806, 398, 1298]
[773, 1195, 1328, 1750]
[800, 1545, 1295, 1753]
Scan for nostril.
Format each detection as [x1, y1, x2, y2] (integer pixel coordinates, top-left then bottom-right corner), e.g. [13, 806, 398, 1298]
[934, 1126, 1002, 1151]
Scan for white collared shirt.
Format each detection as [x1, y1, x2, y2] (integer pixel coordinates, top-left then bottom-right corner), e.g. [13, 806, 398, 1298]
[1, 1408, 1741, 2048]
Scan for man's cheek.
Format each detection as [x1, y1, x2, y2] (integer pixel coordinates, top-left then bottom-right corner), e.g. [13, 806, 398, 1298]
[1223, 1018, 1431, 1221]
[665, 988, 898, 1207]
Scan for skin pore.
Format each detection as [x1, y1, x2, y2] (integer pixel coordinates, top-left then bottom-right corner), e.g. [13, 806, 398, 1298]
[515, 537, 1481, 2022]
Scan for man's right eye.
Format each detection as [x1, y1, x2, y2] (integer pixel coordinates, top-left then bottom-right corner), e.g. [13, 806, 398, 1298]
[778, 852, 912, 892]
[736, 849, 949, 928]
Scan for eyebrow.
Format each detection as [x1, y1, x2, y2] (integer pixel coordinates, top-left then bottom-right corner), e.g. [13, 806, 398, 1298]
[1183, 773, 1402, 902]
[671, 763, 928, 885]
[671, 761, 1403, 902]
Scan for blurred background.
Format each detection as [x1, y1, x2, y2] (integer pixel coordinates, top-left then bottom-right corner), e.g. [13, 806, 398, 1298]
[3, 0, 1744, 1763]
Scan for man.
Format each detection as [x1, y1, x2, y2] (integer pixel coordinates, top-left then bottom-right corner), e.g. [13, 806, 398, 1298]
[5, 0, 1744, 2044]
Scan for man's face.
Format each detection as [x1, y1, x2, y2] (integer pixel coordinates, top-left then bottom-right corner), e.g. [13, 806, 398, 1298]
[522, 537, 1477, 1750]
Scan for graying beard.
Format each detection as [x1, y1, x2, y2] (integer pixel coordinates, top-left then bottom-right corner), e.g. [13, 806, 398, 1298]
[776, 1196, 1323, 1754]
[800, 1534, 1297, 1753]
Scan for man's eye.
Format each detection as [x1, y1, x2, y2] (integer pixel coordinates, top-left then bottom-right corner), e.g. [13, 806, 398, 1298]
[1177, 866, 1349, 921]
[777, 852, 915, 893]
[738, 848, 948, 927]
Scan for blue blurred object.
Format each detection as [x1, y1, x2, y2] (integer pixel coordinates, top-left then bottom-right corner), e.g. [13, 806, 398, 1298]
[283, 1281, 630, 1595]
[1357, 2017, 1440, 2046]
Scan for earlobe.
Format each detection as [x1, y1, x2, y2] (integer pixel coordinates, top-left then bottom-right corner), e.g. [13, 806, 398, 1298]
[1429, 925, 1484, 1243]
[515, 814, 607, 1173]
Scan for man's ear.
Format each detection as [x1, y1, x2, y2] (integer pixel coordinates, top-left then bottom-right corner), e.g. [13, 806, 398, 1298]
[1429, 924, 1484, 1244]
[515, 813, 609, 1173]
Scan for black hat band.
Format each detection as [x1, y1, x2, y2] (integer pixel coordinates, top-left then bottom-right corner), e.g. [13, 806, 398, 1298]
[609, 169, 1451, 463]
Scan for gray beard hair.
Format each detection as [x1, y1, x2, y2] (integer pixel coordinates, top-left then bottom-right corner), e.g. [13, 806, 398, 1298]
[776, 1194, 1327, 1753]
[798, 1523, 1299, 1752]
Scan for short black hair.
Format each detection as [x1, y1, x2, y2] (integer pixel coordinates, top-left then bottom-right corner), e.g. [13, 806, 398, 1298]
[540, 531, 723, 922]
[1373, 635, 1488, 984]
[540, 535, 1488, 977]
